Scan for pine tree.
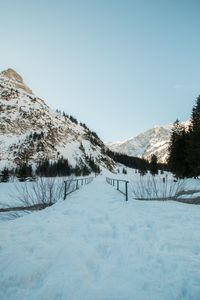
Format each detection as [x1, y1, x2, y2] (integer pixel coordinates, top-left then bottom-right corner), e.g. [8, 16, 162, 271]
[187, 95, 200, 177]
[149, 154, 158, 176]
[139, 167, 147, 176]
[168, 120, 190, 178]
[0, 167, 9, 182]
[16, 164, 33, 181]
[138, 162, 148, 176]
[74, 165, 82, 176]
[82, 165, 90, 176]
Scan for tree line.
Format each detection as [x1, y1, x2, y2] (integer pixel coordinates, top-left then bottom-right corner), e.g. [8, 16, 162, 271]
[105, 148, 166, 176]
[0, 156, 101, 182]
[168, 95, 200, 178]
[0, 150, 163, 182]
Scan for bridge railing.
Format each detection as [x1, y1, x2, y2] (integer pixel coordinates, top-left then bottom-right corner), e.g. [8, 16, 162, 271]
[106, 177, 129, 201]
[64, 177, 93, 199]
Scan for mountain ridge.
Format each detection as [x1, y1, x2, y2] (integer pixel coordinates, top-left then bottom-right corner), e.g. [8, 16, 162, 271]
[0, 68, 115, 171]
[107, 122, 189, 163]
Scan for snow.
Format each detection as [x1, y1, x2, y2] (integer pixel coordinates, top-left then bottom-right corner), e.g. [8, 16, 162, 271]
[178, 192, 200, 199]
[0, 182, 15, 208]
[1, 175, 200, 300]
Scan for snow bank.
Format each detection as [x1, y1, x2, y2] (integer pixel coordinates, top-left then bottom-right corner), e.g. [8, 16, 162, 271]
[1, 176, 200, 300]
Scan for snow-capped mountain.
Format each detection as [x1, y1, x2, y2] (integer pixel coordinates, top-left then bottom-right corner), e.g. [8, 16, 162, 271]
[0, 68, 115, 170]
[108, 120, 190, 163]
[107, 125, 173, 163]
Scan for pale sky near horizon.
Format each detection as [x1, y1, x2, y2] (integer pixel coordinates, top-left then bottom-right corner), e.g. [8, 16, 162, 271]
[0, 0, 200, 142]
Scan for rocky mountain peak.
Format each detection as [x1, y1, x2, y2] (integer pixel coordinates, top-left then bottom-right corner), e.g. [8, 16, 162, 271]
[1, 68, 23, 83]
[0, 68, 33, 94]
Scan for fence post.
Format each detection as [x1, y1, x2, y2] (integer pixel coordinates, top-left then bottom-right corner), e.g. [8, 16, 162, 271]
[106, 177, 128, 201]
[64, 181, 67, 200]
[125, 181, 128, 201]
[76, 180, 78, 190]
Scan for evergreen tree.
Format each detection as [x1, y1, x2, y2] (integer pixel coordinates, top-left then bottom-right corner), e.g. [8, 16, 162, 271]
[139, 166, 147, 176]
[82, 165, 90, 176]
[105, 148, 154, 171]
[16, 164, 33, 181]
[138, 162, 148, 176]
[87, 156, 100, 174]
[36, 159, 50, 177]
[0, 167, 9, 182]
[187, 95, 200, 177]
[74, 165, 82, 176]
[168, 120, 190, 178]
[149, 154, 158, 176]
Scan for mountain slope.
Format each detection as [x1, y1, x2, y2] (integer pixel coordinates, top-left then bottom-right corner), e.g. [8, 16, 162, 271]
[0, 69, 115, 170]
[108, 122, 190, 163]
[107, 125, 173, 163]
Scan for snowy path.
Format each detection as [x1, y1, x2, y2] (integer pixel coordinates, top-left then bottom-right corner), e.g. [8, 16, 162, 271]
[1, 176, 200, 300]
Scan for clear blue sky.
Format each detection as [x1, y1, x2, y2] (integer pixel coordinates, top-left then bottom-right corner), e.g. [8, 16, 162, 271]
[0, 0, 200, 142]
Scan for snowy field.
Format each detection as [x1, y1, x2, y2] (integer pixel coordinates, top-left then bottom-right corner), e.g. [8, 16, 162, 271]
[1, 172, 200, 300]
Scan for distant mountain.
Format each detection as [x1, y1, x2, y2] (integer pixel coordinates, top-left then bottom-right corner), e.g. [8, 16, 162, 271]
[0, 68, 115, 171]
[107, 122, 189, 163]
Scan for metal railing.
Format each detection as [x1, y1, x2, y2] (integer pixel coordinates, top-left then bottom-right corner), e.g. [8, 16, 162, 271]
[64, 177, 93, 199]
[106, 177, 129, 201]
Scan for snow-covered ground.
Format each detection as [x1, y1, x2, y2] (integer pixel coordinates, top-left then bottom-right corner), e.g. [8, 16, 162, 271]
[1, 174, 200, 300]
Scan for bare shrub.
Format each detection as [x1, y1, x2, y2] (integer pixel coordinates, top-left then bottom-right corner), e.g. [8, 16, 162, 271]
[0, 177, 75, 220]
[131, 175, 186, 200]
[14, 176, 75, 208]
[0, 177, 74, 213]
